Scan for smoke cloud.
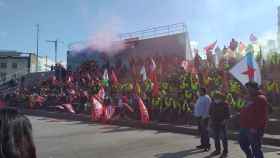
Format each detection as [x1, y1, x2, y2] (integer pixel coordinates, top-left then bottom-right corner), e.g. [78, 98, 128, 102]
[87, 25, 126, 56]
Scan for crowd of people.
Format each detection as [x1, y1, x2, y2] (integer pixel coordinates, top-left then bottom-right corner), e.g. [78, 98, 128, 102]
[0, 52, 275, 158]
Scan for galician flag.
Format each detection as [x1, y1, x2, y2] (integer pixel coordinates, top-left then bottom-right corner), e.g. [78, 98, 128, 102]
[229, 52, 261, 86]
[102, 69, 109, 87]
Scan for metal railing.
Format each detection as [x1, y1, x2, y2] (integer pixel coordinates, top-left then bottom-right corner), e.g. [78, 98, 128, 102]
[119, 23, 186, 40]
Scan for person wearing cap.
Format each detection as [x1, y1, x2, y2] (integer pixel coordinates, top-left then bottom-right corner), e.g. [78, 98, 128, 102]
[239, 81, 268, 158]
[209, 92, 230, 157]
[194, 87, 212, 151]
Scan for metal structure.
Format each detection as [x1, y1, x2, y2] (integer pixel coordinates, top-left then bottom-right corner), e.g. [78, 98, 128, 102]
[36, 24, 39, 72]
[46, 39, 63, 64]
[277, 6, 280, 50]
[119, 23, 186, 40]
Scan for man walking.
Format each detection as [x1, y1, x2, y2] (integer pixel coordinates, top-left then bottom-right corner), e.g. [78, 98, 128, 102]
[239, 81, 268, 158]
[194, 87, 212, 151]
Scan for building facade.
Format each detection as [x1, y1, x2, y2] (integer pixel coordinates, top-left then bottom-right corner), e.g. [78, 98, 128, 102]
[0, 51, 37, 83]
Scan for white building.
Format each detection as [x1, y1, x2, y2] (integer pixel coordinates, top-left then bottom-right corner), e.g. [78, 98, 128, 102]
[0, 50, 37, 83]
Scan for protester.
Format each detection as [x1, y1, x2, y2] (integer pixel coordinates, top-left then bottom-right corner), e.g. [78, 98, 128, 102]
[0, 107, 37, 158]
[194, 87, 212, 151]
[209, 92, 230, 157]
[239, 81, 268, 158]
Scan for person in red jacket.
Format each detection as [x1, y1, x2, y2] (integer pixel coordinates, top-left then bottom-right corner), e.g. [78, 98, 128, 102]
[239, 81, 268, 158]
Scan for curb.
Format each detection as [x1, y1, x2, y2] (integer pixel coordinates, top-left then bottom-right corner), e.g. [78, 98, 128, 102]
[22, 109, 280, 147]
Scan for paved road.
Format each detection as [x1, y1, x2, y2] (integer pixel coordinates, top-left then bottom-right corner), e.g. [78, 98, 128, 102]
[30, 116, 280, 158]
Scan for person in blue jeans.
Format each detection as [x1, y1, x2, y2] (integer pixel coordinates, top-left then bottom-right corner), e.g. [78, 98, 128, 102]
[239, 81, 268, 158]
[209, 92, 230, 158]
[194, 87, 212, 151]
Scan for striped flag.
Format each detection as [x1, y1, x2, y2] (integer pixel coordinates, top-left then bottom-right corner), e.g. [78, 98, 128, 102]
[137, 96, 150, 124]
[91, 97, 104, 121]
[103, 105, 115, 121]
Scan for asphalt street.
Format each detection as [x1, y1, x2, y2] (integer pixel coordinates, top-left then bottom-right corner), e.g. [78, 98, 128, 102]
[30, 116, 280, 158]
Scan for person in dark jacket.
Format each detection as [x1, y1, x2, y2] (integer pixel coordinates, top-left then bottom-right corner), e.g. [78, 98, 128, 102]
[0, 107, 37, 158]
[209, 92, 230, 158]
[239, 81, 268, 158]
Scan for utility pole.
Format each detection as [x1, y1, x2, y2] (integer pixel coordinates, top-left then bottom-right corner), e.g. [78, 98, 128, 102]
[45, 56, 48, 71]
[46, 39, 59, 64]
[36, 24, 39, 72]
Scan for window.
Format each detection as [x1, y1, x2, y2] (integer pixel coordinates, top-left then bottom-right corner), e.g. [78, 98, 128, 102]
[13, 74, 17, 79]
[12, 63, 18, 69]
[0, 63, 7, 69]
[0, 72, 6, 81]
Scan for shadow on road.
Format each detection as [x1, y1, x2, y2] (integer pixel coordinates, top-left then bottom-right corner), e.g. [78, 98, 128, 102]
[154, 148, 204, 158]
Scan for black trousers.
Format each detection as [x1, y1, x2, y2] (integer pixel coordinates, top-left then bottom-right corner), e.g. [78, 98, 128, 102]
[198, 117, 210, 146]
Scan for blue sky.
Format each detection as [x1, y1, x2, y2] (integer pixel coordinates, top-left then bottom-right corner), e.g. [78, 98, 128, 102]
[0, 0, 280, 63]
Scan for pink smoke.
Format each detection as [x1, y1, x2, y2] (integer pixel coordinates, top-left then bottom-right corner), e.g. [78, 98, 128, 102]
[87, 27, 126, 56]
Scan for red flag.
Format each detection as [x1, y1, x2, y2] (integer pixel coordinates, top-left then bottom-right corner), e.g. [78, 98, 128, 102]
[110, 70, 119, 85]
[103, 105, 115, 121]
[204, 41, 217, 54]
[137, 96, 150, 124]
[91, 96, 104, 121]
[96, 87, 105, 101]
[63, 104, 76, 114]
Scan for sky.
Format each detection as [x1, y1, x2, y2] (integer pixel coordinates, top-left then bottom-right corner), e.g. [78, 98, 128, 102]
[1, 0, 280, 63]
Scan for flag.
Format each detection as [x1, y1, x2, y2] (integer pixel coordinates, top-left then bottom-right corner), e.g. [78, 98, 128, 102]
[229, 52, 261, 85]
[63, 104, 76, 114]
[103, 105, 115, 121]
[96, 87, 105, 101]
[249, 34, 257, 43]
[215, 47, 223, 67]
[110, 69, 119, 85]
[181, 60, 189, 72]
[140, 66, 147, 81]
[204, 41, 217, 54]
[152, 79, 160, 97]
[150, 58, 156, 72]
[91, 96, 104, 121]
[102, 69, 109, 87]
[239, 42, 246, 54]
[137, 96, 150, 124]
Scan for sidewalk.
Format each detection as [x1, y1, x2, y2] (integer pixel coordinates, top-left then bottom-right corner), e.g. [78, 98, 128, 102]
[22, 109, 280, 147]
